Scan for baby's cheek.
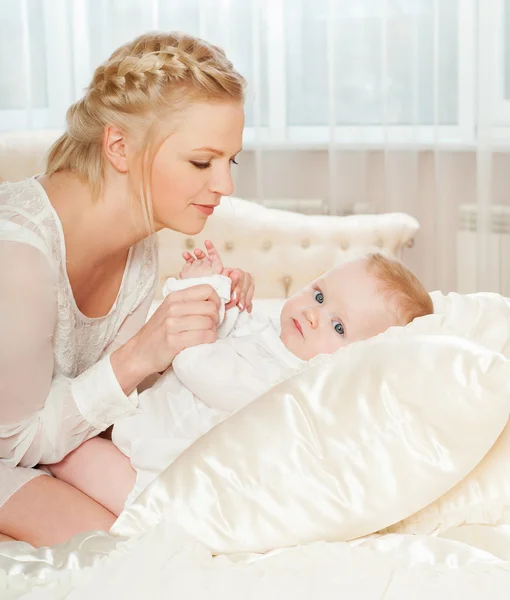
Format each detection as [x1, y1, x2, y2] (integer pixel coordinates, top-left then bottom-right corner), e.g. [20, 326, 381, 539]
[322, 333, 349, 354]
[303, 334, 345, 360]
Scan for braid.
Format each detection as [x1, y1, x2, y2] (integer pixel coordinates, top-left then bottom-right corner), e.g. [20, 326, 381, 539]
[87, 33, 243, 113]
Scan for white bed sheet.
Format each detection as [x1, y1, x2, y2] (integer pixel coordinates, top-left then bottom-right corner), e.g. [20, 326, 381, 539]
[1, 522, 508, 599]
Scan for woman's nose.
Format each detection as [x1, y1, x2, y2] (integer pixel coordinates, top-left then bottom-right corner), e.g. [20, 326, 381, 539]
[210, 163, 235, 197]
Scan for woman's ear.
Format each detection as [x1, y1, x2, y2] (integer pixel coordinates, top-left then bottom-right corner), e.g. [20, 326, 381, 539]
[103, 125, 129, 173]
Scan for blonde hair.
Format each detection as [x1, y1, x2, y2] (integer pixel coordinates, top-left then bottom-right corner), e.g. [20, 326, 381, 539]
[365, 253, 433, 325]
[45, 31, 246, 225]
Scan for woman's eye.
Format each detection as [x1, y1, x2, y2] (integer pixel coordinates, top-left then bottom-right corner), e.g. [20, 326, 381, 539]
[333, 321, 344, 335]
[191, 161, 211, 170]
[314, 290, 324, 304]
[230, 158, 239, 166]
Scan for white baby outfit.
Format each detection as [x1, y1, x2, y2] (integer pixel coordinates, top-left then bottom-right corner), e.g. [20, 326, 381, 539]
[113, 275, 305, 506]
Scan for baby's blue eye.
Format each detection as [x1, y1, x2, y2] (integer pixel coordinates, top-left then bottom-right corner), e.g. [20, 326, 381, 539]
[314, 290, 324, 304]
[333, 321, 344, 335]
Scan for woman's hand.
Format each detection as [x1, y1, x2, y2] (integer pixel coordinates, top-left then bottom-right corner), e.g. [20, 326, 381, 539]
[223, 267, 255, 312]
[111, 285, 220, 394]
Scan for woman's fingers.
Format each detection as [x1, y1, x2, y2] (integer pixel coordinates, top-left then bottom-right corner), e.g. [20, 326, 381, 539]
[227, 269, 254, 311]
[239, 271, 254, 310]
[164, 314, 217, 334]
[165, 283, 221, 308]
[245, 282, 255, 312]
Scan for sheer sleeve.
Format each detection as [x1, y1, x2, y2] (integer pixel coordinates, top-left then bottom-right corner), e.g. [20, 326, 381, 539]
[102, 292, 154, 356]
[0, 235, 140, 468]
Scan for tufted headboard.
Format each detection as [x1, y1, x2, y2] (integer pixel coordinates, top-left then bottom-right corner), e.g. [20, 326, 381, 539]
[159, 197, 418, 299]
[0, 130, 419, 299]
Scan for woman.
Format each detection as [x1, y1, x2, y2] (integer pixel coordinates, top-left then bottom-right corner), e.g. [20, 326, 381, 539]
[0, 31, 252, 547]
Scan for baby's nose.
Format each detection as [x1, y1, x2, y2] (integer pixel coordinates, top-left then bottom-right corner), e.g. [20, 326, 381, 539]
[304, 307, 319, 329]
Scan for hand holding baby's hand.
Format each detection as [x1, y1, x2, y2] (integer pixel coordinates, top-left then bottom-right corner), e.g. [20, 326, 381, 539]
[180, 240, 224, 279]
[180, 240, 255, 312]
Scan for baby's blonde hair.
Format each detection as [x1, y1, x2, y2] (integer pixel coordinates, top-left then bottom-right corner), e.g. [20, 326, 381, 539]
[46, 31, 246, 226]
[365, 253, 433, 325]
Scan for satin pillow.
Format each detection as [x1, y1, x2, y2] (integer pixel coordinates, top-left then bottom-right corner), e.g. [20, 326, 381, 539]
[408, 291, 510, 355]
[379, 291, 510, 536]
[384, 418, 510, 535]
[113, 328, 510, 554]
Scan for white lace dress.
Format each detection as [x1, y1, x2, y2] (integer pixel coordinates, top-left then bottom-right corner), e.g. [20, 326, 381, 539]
[0, 178, 158, 507]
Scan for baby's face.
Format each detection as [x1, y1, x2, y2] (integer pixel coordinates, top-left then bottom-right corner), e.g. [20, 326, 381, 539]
[280, 258, 398, 360]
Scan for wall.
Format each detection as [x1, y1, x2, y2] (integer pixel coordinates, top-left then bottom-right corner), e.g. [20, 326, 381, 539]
[233, 149, 510, 293]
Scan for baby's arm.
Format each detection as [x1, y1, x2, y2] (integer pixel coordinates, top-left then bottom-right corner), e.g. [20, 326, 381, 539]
[46, 437, 136, 517]
[172, 331, 270, 413]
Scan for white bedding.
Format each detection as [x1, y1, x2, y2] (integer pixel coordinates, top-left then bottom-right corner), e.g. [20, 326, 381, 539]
[4, 523, 510, 599]
[1, 290, 510, 598]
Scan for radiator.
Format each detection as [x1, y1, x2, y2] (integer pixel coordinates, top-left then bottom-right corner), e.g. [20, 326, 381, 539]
[457, 204, 510, 296]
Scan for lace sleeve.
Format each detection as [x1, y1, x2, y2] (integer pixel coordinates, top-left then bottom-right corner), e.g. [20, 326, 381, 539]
[0, 236, 138, 467]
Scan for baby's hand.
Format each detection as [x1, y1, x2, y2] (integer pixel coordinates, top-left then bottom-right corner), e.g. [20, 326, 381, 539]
[180, 240, 224, 279]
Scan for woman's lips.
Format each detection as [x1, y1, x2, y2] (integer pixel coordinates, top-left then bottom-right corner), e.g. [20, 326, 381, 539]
[193, 204, 217, 216]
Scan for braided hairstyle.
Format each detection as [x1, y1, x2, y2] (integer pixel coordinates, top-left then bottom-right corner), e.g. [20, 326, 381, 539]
[46, 32, 246, 207]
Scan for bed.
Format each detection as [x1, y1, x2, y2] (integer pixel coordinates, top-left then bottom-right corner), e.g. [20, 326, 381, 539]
[1, 131, 509, 599]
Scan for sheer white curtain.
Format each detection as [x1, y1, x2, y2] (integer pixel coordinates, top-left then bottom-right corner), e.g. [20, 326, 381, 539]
[0, 0, 508, 295]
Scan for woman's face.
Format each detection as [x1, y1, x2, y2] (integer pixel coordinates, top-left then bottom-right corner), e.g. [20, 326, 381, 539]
[148, 101, 244, 235]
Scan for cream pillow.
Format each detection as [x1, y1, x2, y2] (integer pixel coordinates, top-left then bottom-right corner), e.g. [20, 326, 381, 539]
[113, 327, 510, 554]
[409, 291, 510, 355]
[385, 418, 510, 535]
[380, 291, 510, 536]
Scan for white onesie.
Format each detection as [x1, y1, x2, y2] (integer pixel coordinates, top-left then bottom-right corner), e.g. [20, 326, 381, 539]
[113, 275, 305, 507]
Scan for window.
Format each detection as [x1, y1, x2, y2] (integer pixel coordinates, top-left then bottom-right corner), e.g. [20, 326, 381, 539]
[0, 0, 482, 146]
[280, 0, 475, 146]
[493, 0, 510, 127]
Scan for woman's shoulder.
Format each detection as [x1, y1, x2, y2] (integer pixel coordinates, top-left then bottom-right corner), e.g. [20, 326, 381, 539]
[0, 178, 55, 229]
[1, 177, 47, 210]
[0, 178, 60, 266]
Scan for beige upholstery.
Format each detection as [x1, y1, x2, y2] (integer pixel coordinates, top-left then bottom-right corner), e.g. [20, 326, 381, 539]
[0, 130, 419, 299]
[159, 200, 418, 299]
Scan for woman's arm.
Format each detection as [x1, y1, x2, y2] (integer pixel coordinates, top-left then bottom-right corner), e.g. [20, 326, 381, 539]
[0, 235, 221, 467]
[0, 240, 140, 466]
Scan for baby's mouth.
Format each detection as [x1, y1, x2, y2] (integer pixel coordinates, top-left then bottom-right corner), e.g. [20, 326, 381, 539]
[293, 318, 303, 336]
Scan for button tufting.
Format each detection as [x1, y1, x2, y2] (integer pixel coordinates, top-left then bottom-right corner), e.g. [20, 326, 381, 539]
[281, 275, 292, 298]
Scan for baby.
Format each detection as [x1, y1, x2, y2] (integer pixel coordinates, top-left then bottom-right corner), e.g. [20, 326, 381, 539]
[112, 241, 433, 507]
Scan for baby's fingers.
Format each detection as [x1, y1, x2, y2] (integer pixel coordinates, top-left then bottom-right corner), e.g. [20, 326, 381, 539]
[182, 251, 195, 262]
